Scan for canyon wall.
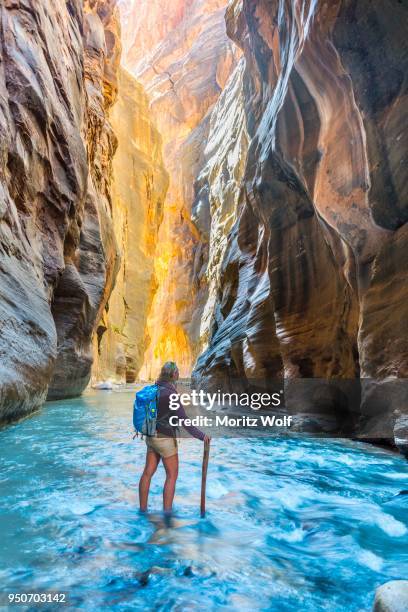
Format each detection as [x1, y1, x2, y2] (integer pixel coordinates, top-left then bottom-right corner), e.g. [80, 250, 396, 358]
[1, 0, 405, 446]
[192, 0, 407, 443]
[92, 67, 168, 383]
[0, 0, 121, 419]
[192, 57, 249, 353]
[119, 0, 240, 378]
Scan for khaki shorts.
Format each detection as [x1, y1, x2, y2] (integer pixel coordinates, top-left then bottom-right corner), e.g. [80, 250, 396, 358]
[145, 435, 178, 458]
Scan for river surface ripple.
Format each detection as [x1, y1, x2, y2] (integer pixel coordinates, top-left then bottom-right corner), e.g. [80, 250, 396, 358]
[0, 390, 407, 611]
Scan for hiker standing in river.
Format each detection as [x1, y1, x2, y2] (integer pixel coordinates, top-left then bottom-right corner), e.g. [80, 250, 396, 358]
[138, 361, 210, 514]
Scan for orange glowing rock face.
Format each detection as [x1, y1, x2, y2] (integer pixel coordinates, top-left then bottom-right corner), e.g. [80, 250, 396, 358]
[118, 0, 238, 378]
[92, 67, 169, 384]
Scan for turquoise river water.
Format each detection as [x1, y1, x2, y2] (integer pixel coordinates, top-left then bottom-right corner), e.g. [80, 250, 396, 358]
[0, 390, 407, 611]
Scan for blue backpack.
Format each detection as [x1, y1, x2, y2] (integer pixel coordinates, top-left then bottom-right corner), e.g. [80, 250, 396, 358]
[133, 384, 160, 436]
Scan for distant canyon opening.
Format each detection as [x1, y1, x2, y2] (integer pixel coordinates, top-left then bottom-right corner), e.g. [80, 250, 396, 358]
[92, 0, 242, 383]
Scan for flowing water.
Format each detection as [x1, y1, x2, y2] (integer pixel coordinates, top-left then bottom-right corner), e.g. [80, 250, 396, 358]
[0, 390, 407, 611]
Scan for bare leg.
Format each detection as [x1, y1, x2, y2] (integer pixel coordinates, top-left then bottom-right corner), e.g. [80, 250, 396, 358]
[162, 453, 179, 513]
[139, 450, 160, 511]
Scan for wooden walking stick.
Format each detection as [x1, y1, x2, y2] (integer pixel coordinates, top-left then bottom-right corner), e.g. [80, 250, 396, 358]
[200, 439, 210, 518]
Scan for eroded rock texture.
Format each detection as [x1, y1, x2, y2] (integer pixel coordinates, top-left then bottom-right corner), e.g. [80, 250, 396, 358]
[193, 0, 407, 441]
[92, 67, 168, 384]
[120, 0, 240, 378]
[193, 58, 249, 353]
[0, 0, 121, 418]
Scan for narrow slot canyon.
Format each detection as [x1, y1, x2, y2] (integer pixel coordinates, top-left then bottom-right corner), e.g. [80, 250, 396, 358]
[0, 2, 407, 608]
[93, 0, 241, 383]
[0, 0, 407, 450]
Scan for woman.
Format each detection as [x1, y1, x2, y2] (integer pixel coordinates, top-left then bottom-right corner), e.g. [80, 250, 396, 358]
[138, 361, 210, 514]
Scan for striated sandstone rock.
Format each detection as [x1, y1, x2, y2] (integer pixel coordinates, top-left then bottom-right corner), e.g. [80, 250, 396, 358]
[120, 0, 239, 378]
[359, 223, 408, 439]
[0, 0, 122, 417]
[192, 58, 249, 354]
[193, 0, 407, 440]
[48, 0, 122, 399]
[92, 67, 168, 384]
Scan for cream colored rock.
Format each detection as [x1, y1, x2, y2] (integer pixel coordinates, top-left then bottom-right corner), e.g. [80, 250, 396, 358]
[374, 581, 408, 612]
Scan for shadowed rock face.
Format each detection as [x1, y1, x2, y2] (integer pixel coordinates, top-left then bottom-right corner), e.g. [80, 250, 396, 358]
[192, 58, 249, 355]
[192, 0, 407, 441]
[48, 1, 123, 398]
[0, 0, 121, 417]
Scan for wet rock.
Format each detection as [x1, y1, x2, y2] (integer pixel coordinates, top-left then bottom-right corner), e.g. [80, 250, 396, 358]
[137, 570, 150, 587]
[374, 580, 408, 612]
[135, 565, 172, 587]
[181, 563, 216, 579]
[176, 562, 216, 579]
[394, 416, 408, 458]
[382, 491, 408, 511]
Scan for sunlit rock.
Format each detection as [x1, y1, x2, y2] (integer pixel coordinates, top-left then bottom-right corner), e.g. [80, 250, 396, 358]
[120, 0, 239, 378]
[92, 67, 168, 383]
